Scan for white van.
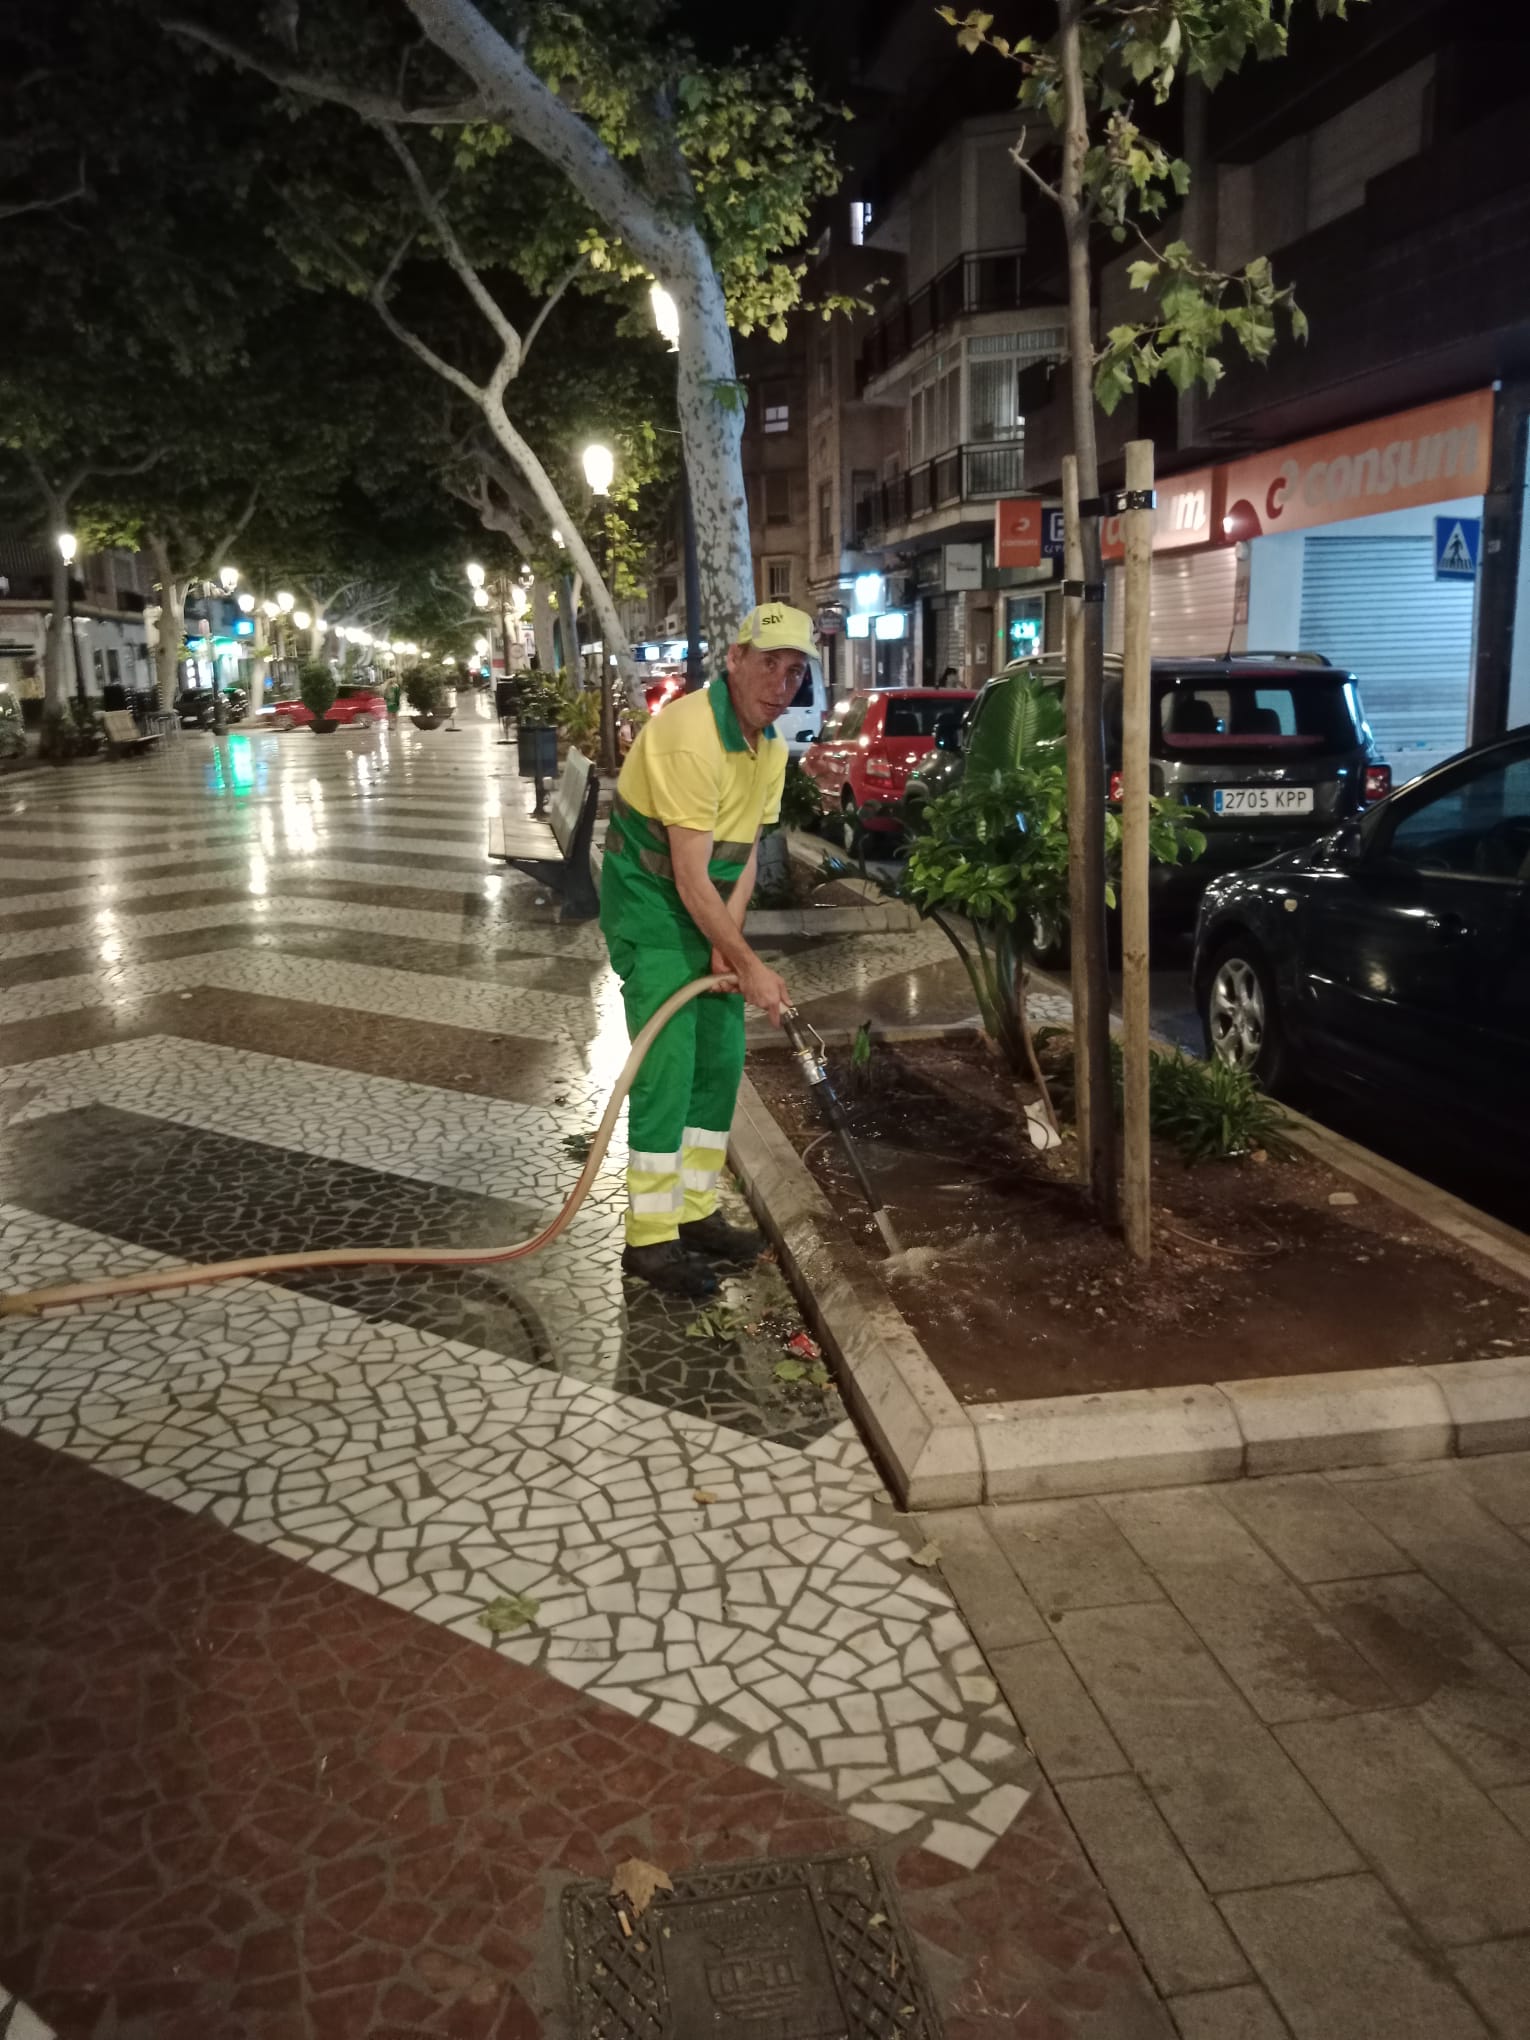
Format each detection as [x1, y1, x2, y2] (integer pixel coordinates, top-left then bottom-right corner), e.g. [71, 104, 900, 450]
[780, 656, 829, 756]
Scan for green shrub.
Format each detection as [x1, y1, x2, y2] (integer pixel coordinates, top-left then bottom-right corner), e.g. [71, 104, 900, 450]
[558, 685, 600, 750]
[402, 663, 443, 716]
[298, 660, 337, 722]
[1147, 1049, 1294, 1164]
[1037, 1028, 1292, 1163]
[778, 758, 822, 833]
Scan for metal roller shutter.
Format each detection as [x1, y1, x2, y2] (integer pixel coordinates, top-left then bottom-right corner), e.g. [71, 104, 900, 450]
[1105, 549, 1243, 658]
[1298, 535, 1474, 780]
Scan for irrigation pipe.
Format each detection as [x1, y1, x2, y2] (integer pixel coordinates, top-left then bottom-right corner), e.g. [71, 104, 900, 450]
[0, 974, 733, 1319]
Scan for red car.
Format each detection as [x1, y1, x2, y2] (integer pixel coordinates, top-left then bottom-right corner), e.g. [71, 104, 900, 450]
[643, 670, 684, 716]
[270, 683, 388, 732]
[802, 687, 975, 838]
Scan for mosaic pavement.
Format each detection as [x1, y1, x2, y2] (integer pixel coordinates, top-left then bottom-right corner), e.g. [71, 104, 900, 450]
[0, 720, 1031, 1869]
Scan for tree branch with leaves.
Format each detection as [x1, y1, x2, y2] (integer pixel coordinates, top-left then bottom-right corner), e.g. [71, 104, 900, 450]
[938, 0, 1354, 1225]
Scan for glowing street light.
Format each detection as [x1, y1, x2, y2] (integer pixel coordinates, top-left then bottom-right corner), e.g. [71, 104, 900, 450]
[582, 442, 614, 496]
[550, 528, 564, 548]
[466, 561, 486, 588]
[292, 609, 312, 632]
[473, 634, 490, 655]
[56, 532, 77, 564]
[218, 564, 240, 594]
[276, 591, 295, 615]
[472, 585, 491, 610]
[237, 591, 256, 613]
[261, 599, 279, 620]
[650, 281, 680, 352]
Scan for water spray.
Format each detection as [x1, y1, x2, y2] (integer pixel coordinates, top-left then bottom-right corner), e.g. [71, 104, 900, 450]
[780, 1009, 903, 1257]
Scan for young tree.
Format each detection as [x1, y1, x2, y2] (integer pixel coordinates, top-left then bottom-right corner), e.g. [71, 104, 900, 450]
[942, 0, 1346, 1221]
[167, 0, 848, 652]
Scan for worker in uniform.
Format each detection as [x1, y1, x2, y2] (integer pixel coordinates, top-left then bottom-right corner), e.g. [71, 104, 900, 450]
[600, 603, 810, 1296]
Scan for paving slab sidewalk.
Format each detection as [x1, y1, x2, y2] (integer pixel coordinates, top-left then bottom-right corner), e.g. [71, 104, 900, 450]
[925, 1454, 1530, 2038]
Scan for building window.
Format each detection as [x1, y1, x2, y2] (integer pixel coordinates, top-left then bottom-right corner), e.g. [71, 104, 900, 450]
[767, 560, 793, 600]
[107, 649, 121, 684]
[818, 482, 833, 553]
[765, 472, 792, 525]
[763, 402, 790, 435]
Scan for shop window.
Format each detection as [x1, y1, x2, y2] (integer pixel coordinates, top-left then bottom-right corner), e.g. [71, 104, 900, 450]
[767, 559, 793, 599]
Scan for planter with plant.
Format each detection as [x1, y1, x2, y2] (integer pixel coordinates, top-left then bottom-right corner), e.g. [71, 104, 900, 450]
[402, 664, 443, 729]
[298, 660, 338, 734]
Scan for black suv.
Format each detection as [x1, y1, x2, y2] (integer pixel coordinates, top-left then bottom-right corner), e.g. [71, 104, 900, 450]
[904, 651, 1392, 912]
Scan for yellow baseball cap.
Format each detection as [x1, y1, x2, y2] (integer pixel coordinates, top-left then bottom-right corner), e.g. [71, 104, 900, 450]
[735, 601, 816, 657]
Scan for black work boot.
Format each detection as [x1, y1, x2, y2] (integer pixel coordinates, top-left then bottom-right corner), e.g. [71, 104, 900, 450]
[621, 1241, 720, 1297]
[678, 1213, 765, 1264]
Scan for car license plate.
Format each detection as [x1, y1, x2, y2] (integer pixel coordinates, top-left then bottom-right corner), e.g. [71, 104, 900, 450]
[1213, 786, 1313, 816]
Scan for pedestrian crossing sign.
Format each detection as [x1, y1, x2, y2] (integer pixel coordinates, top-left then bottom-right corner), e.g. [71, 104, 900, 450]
[1434, 515, 1480, 580]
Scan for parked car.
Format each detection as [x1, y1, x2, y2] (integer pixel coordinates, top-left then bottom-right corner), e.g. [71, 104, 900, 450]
[1193, 727, 1530, 1144]
[269, 682, 388, 732]
[174, 684, 248, 728]
[905, 651, 1391, 914]
[802, 687, 975, 841]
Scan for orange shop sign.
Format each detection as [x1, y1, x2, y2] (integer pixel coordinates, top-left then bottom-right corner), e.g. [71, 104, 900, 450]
[1223, 388, 1494, 540]
[1099, 466, 1218, 562]
[994, 497, 1043, 569]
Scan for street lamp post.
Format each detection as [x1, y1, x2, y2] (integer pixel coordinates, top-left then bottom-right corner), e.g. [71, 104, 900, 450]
[56, 531, 83, 709]
[650, 285, 704, 694]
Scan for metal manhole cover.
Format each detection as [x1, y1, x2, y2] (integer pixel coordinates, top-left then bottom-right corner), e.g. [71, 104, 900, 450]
[562, 1850, 943, 2039]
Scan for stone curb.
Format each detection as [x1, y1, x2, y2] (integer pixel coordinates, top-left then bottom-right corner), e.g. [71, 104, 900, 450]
[728, 1067, 1530, 1508]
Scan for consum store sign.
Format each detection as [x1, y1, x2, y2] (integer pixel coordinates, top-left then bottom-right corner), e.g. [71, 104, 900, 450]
[1222, 388, 1494, 540]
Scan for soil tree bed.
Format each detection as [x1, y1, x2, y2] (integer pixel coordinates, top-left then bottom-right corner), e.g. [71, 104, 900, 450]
[748, 1037, 1530, 1407]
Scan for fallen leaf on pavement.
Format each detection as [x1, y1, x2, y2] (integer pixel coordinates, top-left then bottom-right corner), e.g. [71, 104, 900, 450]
[476, 1592, 539, 1635]
[610, 1858, 673, 1920]
[773, 1357, 807, 1383]
[907, 1543, 942, 1569]
[693, 1489, 718, 1505]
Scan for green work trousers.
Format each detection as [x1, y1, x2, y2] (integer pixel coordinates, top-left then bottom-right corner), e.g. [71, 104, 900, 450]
[606, 932, 746, 1248]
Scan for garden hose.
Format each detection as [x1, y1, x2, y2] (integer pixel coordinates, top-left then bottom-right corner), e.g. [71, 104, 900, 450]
[0, 973, 736, 1319]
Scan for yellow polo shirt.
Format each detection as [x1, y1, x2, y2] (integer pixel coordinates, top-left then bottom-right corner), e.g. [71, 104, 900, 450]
[617, 676, 786, 853]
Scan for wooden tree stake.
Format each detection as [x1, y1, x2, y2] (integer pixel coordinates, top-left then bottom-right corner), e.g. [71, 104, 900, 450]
[1121, 438, 1155, 1263]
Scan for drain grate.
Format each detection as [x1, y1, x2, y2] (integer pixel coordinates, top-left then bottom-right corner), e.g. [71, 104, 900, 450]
[562, 1849, 943, 2038]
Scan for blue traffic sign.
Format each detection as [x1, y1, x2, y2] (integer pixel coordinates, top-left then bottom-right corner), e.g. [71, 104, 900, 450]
[1434, 515, 1480, 580]
[1042, 508, 1065, 560]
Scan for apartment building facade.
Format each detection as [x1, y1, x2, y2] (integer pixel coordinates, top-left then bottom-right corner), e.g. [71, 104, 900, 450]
[767, 0, 1522, 779]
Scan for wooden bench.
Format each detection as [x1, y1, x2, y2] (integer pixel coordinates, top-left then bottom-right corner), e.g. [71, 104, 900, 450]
[487, 746, 600, 920]
[102, 709, 160, 758]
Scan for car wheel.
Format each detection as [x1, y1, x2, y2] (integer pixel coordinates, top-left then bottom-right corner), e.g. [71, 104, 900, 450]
[1204, 939, 1287, 1092]
[1029, 908, 1071, 971]
[274, 715, 294, 734]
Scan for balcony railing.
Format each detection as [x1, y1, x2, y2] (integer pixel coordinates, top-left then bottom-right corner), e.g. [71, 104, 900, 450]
[854, 440, 1025, 543]
[857, 250, 1061, 389]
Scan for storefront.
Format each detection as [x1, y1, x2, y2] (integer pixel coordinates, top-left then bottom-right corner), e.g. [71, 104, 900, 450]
[1102, 466, 1241, 657]
[1225, 389, 1492, 780]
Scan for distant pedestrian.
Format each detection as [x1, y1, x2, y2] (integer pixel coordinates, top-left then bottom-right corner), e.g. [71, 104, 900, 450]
[938, 665, 959, 690]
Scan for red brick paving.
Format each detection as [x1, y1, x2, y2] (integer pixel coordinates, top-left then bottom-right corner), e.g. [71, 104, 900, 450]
[0, 1430, 1167, 2038]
